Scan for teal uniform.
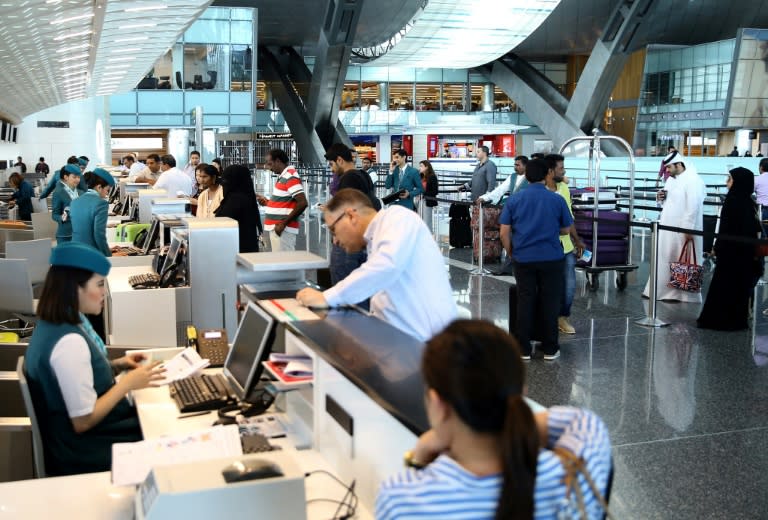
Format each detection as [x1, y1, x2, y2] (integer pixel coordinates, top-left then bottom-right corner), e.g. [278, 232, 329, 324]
[385, 164, 423, 210]
[70, 190, 111, 256]
[25, 320, 142, 476]
[51, 183, 79, 241]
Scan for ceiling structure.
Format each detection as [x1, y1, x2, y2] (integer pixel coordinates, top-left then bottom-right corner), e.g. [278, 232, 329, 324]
[0, 0, 212, 124]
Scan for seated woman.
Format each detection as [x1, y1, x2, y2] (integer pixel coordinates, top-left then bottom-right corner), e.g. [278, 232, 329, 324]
[51, 164, 83, 242]
[8, 172, 34, 221]
[215, 164, 263, 252]
[195, 164, 224, 218]
[376, 320, 612, 520]
[24, 242, 165, 476]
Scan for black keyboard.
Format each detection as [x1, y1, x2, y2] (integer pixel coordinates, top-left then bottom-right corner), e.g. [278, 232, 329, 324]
[169, 373, 235, 413]
[129, 272, 160, 289]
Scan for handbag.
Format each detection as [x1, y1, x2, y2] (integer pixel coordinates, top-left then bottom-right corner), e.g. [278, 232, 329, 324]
[667, 238, 704, 293]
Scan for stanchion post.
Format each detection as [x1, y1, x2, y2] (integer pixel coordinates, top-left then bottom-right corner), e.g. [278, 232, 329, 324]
[470, 201, 490, 276]
[636, 220, 669, 327]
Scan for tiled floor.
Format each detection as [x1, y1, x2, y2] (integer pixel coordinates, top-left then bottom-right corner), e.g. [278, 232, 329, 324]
[302, 208, 768, 518]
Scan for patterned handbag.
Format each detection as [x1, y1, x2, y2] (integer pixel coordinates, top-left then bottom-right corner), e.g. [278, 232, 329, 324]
[668, 238, 704, 293]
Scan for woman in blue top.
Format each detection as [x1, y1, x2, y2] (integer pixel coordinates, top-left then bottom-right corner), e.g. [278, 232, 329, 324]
[70, 168, 115, 256]
[376, 320, 612, 520]
[24, 243, 164, 475]
[51, 164, 82, 242]
[8, 172, 34, 221]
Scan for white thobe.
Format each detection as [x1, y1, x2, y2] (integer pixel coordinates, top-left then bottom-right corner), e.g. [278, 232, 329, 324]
[643, 166, 707, 302]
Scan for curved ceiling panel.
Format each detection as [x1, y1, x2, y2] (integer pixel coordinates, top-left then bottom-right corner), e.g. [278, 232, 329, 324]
[0, 0, 211, 124]
[357, 0, 561, 68]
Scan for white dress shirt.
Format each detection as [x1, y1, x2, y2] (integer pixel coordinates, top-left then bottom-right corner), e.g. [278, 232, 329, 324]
[323, 206, 458, 341]
[479, 175, 512, 204]
[154, 166, 194, 196]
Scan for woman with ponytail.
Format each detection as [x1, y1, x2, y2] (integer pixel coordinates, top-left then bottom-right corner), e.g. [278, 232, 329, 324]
[376, 320, 612, 519]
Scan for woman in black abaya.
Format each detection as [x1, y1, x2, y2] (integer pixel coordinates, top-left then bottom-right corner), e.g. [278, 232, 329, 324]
[697, 167, 763, 330]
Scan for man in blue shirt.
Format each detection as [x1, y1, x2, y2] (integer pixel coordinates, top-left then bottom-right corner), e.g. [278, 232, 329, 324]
[500, 158, 572, 360]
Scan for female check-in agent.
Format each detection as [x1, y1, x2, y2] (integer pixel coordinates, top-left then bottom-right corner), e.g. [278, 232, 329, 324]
[51, 164, 83, 242]
[70, 168, 114, 257]
[24, 243, 165, 476]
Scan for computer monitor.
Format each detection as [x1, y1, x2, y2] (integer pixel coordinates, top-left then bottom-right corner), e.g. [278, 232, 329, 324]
[161, 233, 182, 275]
[222, 301, 277, 401]
[142, 218, 161, 255]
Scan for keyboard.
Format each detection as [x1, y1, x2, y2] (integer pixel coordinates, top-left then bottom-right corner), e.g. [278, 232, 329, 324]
[169, 373, 235, 413]
[240, 431, 278, 454]
[129, 272, 160, 289]
[112, 246, 143, 256]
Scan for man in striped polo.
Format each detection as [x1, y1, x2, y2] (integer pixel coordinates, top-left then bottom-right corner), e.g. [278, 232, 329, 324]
[257, 148, 308, 251]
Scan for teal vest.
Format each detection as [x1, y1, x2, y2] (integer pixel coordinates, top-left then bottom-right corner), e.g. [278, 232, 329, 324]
[25, 320, 142, 476]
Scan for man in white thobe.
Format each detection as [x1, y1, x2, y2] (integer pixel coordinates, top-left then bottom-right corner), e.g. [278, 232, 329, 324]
[643, 151, 707, 302]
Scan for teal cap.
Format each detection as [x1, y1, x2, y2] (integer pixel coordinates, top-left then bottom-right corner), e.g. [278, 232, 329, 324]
[78, 157, 88, 167]
[92, 168, 115, 187]
[63, 164, 81, 176]
[50, 243, 111, 276]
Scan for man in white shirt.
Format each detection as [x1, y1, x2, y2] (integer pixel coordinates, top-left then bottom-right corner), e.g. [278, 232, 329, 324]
[153, 154, 194, 196]
[182, 150, 201, 183]
[132, 153, 162, 185]
[122, 155, 145, 180]
[478, 155, 528, 206]
[296, 188, 457, 342]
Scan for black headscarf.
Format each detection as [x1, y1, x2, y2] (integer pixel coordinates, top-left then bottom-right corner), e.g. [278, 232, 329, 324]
[716, 167, 761, 256]
[215, 165, 262, 252]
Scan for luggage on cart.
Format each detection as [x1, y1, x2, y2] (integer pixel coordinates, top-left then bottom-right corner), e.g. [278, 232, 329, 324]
[578, 237, 629, 267]
[449, 203, 472, 248]
[472, 205, 501, 262]
[703, 214, 717, 255]
[570, 188, 618, 210]
[574, 209, 629, 238]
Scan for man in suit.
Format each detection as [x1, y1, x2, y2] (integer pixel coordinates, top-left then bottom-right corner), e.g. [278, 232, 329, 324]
[385, 149, 422, 210]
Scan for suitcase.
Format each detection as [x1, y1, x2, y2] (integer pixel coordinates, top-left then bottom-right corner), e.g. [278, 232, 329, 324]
[570, 188, 618, 210]
[703, 214, 717, 254]
[449, 203, 472, 248]
[472, 205, 502, 262]
[574, 210, 629, 239]
[578, 237, 629, 266]
[115, 222, 149, 242]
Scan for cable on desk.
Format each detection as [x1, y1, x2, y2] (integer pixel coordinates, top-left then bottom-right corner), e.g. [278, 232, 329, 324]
[305, 470, 358, 520]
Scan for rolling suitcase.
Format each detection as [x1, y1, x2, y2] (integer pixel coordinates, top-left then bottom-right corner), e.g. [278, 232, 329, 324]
[574, 209, 629, 239]
[449, 203, 472, 248]
[472, 205, 502, 262]
[115, 223, 149, 243]
[577, 237, 629, 266]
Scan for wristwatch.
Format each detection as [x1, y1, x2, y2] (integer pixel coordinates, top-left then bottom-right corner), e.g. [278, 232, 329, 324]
[403, 450, 427, 470]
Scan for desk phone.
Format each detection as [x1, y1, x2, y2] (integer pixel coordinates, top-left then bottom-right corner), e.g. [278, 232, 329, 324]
[195, 328, 230, 367]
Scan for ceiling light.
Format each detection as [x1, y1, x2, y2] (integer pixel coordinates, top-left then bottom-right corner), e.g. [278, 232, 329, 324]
[59, 53, 89, 63]
[114, 36, 149, 43]
[61, 70, 87, 78]
[107, 56, 136, 62]
[50, 13, 94, 25]
[102, 71, 126, 76]
[121, 23, 156, 29]
[110, 47, 141, 54]
[56, 43, 89, 53]
[60, 63, 89, 71]
[124, 5, 167, 12]
[54, 29, 92, 41]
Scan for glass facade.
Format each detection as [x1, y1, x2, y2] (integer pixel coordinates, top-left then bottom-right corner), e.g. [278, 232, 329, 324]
[635, 40, 735, 156]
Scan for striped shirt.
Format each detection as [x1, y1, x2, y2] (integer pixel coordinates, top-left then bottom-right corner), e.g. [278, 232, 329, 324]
[264, 165, 305, 234]
[375, 407, 611, 520]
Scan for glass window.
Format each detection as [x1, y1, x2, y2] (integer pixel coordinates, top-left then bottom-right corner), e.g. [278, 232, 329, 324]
[182, 44, 228, 91]
[346, 66, 361, 82]
[442, 83, 466, 111]
[137, 91, 183, 113]
[256, 81, 267, 109]
[414, 84, 440, 111]
[415, 68, 442, 82]
[360, 67, 388, 81]
[360, 82, 382, 110]
[185, 18, 230, 43]
[230, 21, 252, 45]
[185, 91, 229, 113]
[231, 45, 253, 91]
[388, 83, 413, 110]
[443, 69, 467, 82]
[230, 8, 253, 21]
[388, 68, 415, 82]
[340, 82, 361, 110]
[470, 84, 484, 111]
[493, 86, 516, 112]
[199, 7, 229, 19]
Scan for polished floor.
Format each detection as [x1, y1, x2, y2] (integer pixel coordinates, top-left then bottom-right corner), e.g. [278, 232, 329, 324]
[299, 203, 768, 519]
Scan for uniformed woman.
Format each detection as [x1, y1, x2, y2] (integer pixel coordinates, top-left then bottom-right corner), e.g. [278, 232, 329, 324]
[70, 168, 115, 256]
[24, 242, 165, 476]
[51, 164, 82, 242]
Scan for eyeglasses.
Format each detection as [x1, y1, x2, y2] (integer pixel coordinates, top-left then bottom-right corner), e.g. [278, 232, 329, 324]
[327, 210, 347, 235]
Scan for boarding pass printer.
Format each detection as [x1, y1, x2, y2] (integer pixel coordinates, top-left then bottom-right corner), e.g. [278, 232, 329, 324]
[136, 452, 307, 520]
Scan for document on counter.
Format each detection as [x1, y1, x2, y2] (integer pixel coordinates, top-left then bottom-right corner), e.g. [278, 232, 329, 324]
[111, 424, 243, 486]
[260, 298, 321, 322]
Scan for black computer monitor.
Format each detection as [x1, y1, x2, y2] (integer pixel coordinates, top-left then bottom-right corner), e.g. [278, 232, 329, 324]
[142, 218, 160, 255]
[222, 301, 277, 401]
[161, 234, 182, 275]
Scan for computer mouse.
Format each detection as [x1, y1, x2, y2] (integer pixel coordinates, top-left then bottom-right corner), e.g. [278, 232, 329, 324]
[221, 459, 284, 483]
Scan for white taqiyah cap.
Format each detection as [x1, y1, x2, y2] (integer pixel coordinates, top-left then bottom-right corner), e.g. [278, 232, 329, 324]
[663, 150, 684, 165]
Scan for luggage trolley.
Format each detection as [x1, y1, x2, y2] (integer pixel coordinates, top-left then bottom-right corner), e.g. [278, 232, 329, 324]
[559, 130, 638, 291]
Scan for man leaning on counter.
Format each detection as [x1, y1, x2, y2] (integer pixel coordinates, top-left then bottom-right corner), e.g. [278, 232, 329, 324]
[296, 188, 457, 342]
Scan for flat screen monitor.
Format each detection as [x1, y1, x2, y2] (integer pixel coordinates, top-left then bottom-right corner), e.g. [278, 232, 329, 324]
[223, 302, 277, 401]
[142, 218, 161, 255]
[161, 233, 182, 274]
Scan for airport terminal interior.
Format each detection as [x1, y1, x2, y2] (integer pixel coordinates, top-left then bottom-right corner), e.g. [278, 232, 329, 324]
[1, 0, 768, 518]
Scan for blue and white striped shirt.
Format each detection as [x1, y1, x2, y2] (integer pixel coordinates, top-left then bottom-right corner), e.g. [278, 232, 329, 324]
[375, 407, 611, 520]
